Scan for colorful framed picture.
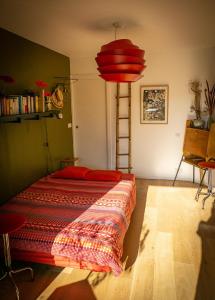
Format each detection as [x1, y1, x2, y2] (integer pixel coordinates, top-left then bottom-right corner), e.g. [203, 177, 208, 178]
[140, 85, 169, 124]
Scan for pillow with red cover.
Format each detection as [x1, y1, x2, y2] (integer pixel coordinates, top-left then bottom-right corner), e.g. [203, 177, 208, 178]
[85, 170, 122, 181]
[52, 166, 90, 179]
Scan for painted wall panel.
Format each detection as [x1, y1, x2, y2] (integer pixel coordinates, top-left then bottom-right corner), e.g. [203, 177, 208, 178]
[0, 28, 73, 203]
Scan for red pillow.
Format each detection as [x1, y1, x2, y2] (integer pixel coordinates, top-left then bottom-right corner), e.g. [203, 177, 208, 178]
[52, 166, 90, 179]
[85, 170, 122, 181]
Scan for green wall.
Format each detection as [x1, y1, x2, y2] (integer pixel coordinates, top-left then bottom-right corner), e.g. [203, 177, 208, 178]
[0, 28, 73, 203]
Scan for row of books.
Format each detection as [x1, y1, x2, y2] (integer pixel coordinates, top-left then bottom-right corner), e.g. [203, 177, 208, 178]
[0, 95, 46, 116]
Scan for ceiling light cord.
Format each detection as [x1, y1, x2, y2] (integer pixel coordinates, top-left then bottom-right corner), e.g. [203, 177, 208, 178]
[112, 22, 120, 40]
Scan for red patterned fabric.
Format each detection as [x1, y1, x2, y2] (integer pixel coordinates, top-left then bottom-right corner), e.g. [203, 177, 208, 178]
[52, 166, 90, 179]
[85, 170, 122, 181]
[0, 173, 136, 275]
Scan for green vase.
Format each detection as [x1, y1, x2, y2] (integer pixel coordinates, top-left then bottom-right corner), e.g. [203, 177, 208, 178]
[192, 119, 205, 129]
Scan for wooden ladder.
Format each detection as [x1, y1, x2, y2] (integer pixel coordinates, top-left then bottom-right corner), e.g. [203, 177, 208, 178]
[116, 82, 132, 173]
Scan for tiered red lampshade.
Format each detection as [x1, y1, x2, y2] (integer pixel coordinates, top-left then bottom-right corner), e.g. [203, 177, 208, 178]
[95, 39, 146, 82]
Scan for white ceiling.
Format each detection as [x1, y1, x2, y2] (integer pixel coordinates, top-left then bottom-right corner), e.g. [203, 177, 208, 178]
[1, 0, 215, 58]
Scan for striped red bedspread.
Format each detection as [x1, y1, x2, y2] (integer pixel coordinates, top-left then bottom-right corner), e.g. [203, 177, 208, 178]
[0, 173, 136, 275]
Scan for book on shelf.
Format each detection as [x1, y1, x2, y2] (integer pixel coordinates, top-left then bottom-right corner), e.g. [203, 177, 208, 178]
[35, 96, 39, 112]
[0, 94, 45, 116]
[22, 96, 27, 114]
[38, 96, 45, 113]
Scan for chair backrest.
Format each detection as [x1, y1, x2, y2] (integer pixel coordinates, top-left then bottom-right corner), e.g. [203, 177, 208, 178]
[183, 121, 209, 159]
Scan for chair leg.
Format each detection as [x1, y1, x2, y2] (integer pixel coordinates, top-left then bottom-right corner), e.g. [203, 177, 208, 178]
[201, 169, 213, 209]
[195, 169, 206, 201]
[10, 267, 34, 280]
[1, 233, 34, 300]
[173, 155, 183, 186]
[192, 165, 194, 183]
[195, 185, 203, 201]
[202, 194, 211, 209]
[208, 168, 213, 194]
[0, 272, 7, 281]
[9, 271, 20, 300]
[200, 169, 206, 185]
[8, 268, 34, 300]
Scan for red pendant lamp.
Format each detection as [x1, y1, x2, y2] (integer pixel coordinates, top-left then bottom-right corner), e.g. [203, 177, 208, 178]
[95, 38, 146, 82]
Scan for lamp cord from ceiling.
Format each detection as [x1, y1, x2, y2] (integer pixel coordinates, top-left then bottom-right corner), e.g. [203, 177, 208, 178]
[112, 22, 120, 40]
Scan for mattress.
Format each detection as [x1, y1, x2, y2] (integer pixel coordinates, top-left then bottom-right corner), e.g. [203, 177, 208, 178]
[0, 173, 136, 275]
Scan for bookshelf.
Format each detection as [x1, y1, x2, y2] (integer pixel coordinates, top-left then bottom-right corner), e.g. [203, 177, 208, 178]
[0, 92, 62, 123]
[0, 94, 44, 115]
[0, 110, 60, 123]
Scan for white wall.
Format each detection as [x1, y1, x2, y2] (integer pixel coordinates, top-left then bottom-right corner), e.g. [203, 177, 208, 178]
[70, 46, 215, 180]
[131, 47, 215, 180]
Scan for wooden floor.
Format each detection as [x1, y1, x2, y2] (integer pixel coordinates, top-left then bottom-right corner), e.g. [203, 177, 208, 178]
[1, 179, 215, 300]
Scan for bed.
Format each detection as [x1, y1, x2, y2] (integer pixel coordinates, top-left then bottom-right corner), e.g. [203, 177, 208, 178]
[0, 169, 136, 276]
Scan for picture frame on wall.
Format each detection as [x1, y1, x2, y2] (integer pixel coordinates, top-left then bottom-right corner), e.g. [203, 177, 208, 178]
[140, 85, 169, 124]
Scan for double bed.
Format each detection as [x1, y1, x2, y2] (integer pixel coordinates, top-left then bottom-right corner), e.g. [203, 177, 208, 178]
[0, 169, 136, 276]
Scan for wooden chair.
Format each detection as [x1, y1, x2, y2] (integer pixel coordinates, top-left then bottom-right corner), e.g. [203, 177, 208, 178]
[173, 121, 215, 186]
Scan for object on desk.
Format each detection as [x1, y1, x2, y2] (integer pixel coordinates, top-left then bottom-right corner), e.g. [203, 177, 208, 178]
[191, 118, 205, 129]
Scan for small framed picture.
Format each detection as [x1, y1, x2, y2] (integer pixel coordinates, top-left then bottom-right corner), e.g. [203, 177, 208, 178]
[140, 85, 169, 124]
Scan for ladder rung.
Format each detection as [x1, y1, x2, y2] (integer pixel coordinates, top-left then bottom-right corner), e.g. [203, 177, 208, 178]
[117, 167, 133, 170]
[118, 136, 129, 139]
[118, 117, 130, 120]
[118, 95, 130, 99]
[117, 153, 129, 156]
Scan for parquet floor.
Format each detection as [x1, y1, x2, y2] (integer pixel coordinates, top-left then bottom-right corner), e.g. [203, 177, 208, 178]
[1, 179, 215, 300]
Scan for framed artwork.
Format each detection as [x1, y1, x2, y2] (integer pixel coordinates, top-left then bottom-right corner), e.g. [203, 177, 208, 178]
[140, 85, 168, 124]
